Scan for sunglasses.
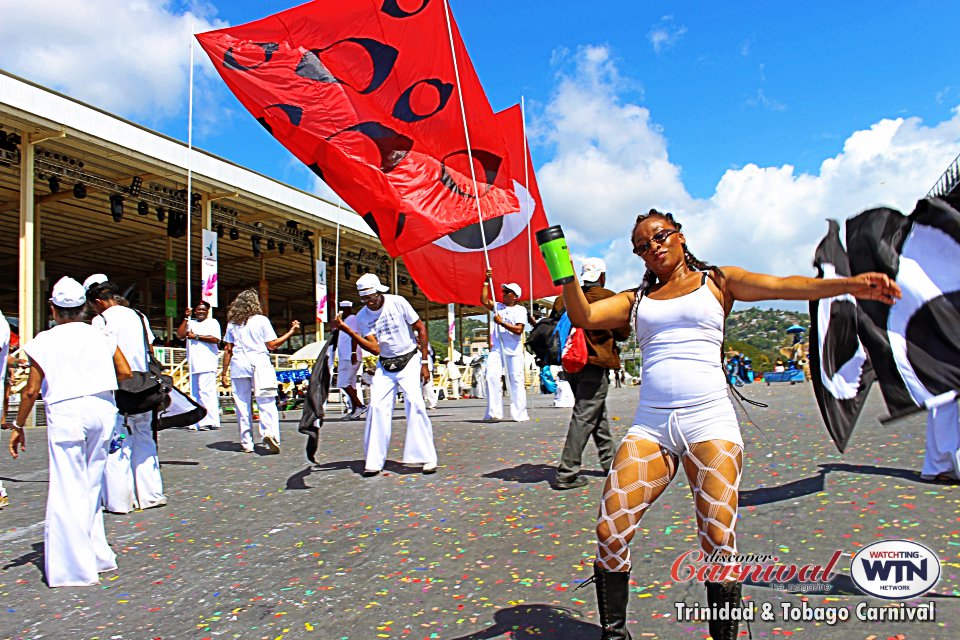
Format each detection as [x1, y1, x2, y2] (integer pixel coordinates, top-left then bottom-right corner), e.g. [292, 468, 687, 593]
[633, 228, 678, 256]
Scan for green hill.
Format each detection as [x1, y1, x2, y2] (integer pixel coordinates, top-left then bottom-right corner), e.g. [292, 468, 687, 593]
[724, 307, 811, 371]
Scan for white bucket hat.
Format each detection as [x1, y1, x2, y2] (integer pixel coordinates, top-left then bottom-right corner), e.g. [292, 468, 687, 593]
[51, 276, 88, 308]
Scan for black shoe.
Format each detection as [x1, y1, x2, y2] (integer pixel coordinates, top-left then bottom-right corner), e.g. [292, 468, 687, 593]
[553, 476, 588, 490]
[705, 580, 743, 640]
[585, 562, 632, 639]
[362, 468, 381, 477]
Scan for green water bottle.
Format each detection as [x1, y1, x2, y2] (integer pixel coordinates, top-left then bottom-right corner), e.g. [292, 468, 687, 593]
[536, 225, 576, 285]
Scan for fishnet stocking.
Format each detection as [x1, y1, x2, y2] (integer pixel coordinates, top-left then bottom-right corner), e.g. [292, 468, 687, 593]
[682, 441, 742, 559]
[596, 436, 678, 571]
[596, 437, 743, 571]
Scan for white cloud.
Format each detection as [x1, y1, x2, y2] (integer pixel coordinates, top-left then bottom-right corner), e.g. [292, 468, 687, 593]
[534, 46, 960, 299]
[0, 0, 227, 123]
[647, 16, 687, 55]
[537, 45, 694, 248]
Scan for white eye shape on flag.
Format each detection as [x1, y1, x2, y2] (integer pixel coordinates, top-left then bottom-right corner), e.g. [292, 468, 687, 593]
[887, 222, 960, 406]
[817, 263, 871, 401]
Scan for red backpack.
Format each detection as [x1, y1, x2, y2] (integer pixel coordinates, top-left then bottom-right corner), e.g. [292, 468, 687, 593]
[561, 326, 588, 373]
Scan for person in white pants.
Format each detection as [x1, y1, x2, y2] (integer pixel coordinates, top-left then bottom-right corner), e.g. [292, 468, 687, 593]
[480, 273, 529, 422]
[921, 391, 960, 483]
[221, 289, 299, 454]
[177, 301, 222, 430]
[333, 273, 437, 476]
[85, 274, 166, 512]
[422, 344, 438, 409]
[334, 300, 366, 419]
[6, 277, 133, 587]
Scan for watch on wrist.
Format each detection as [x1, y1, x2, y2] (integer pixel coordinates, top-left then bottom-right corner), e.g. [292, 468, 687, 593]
[421, 359, 430, 364]
[12, 420, 23, 430]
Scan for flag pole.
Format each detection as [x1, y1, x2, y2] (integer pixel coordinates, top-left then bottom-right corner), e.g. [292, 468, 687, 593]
[522, 97, 533, 317]
[521, 97, 534, 411]
[441, 0, 493, 279]
[186, 36, 195, 309]
[335, 199, 342, 310]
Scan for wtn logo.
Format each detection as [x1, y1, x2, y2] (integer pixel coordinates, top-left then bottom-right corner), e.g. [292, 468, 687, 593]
[860, 558, 927, 583]
[851, 540, 940, 600]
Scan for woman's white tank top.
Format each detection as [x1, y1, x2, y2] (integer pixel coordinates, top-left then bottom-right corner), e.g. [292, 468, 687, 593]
[634, 274, 728, 408]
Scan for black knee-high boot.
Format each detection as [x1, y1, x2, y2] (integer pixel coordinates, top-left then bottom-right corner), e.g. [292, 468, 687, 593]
[592, 563, 632, 640]
[705, 580, 742, 640]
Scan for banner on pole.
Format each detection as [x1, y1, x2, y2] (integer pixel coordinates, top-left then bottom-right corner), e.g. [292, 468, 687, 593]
[316, 260, 328, 324]
[201, 229, 218, 307]
[447, 303, 456, 342]
[164, 260, 177, 318]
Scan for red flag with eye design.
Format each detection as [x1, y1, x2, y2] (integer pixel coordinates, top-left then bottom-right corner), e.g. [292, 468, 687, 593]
[401, 104, 560, 305]
[196, 0, 518, 256]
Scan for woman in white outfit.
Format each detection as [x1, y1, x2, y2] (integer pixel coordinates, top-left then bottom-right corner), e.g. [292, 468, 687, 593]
[562, 210, 901, 640]
[6, 277, 132, 587]
[85, 275, 166, 512]
[220, 290, 299, 454]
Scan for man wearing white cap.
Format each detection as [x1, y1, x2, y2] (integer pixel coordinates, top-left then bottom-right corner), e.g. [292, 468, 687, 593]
[334, 300, 366, 419]
[176, 301, 222, 431]
[85, 275, 167, 512]
[551, 258, 631, 490]
[5, 277, 133, 586]
[333, 274, 437, 476]
[480, 271, 529, 422]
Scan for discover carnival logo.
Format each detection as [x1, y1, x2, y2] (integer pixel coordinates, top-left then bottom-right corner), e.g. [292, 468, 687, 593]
[850, 540, 941, 599]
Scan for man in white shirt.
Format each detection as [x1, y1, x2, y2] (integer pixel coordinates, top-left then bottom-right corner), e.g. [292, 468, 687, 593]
[334, 301, 366, 419]
[176, 301, 222, 431]
[333, 274, 437, 476]
[481, 273, 529, 422]
[85, 274, 166, 512]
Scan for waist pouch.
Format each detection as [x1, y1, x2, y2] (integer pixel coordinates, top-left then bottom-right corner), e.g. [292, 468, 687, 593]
[379, 349, 417, 372]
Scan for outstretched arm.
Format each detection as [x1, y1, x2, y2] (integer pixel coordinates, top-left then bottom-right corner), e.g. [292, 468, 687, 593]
[561, 273, 635, 330]
[722, 266, 901, 304]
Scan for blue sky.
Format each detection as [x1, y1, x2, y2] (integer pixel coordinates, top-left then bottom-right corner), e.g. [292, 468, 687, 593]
[2, 0, 959, 305]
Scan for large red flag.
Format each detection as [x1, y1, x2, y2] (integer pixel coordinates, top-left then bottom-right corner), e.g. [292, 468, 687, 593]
[401, 104, 560, 305]
[196, 0, 518, 256]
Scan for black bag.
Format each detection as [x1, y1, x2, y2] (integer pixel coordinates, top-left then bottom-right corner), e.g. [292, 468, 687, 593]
[114, 310, 172, 415]
[527, 315, 561, 366]
[379, 349, 418, 372]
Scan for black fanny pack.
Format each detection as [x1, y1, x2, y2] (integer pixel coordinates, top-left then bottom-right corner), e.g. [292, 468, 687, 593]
[379, 349, 418, 372]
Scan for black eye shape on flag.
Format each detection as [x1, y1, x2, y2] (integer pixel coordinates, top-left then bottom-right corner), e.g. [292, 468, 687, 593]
[847, 198, 960, 420]
[296, 39, 399, 95]
[223, 42, 279, 71]
[883, 212, 960, 402]
[432, 180, 536, 253]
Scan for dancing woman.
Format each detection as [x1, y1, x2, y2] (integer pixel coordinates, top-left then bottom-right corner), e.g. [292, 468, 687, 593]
[562, 210, 900, 639]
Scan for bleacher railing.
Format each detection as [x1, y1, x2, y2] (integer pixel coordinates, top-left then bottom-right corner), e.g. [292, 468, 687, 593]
[928, 151, 960, 198]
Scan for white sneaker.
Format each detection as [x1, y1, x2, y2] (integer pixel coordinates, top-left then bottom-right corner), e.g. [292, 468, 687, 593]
[422, 462, 437, 474]
[263, 435, 280, 454]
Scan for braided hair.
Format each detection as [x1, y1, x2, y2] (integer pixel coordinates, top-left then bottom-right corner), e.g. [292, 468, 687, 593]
[632, 209, 724, 292]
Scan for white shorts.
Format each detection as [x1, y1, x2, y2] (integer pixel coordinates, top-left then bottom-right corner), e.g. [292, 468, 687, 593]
[626, 396, 743, 456]
[336, 361, 361, 389]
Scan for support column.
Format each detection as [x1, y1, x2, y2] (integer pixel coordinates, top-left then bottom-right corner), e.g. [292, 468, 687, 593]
[18, 133, 36, 345]
[166, 236, 174, 342]
[259, 254, 269, 317]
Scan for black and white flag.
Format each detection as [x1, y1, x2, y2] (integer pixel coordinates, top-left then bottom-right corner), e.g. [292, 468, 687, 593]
[846, 197, 960, 421]
[809, 220, 876, 452]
